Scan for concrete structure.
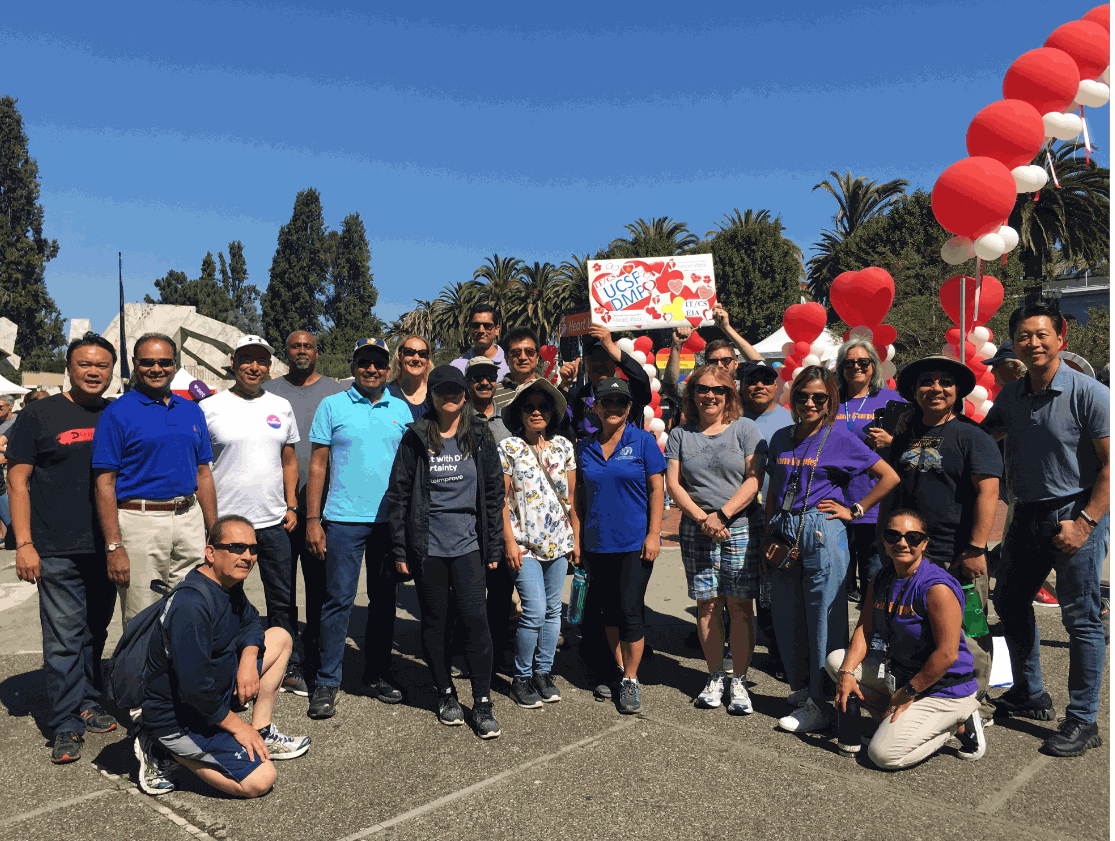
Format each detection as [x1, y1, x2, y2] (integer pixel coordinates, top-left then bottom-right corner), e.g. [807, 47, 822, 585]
[0, 317, 20, 369]
[67, 318, 92, 344]
[101, 303, 288, 394]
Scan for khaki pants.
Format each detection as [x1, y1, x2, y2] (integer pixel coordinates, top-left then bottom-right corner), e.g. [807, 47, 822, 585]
[117, 501, 206, 627]
[827, 649, 979, 770]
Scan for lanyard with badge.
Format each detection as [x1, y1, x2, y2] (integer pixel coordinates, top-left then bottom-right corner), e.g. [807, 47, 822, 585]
[878, 567, 917, 693]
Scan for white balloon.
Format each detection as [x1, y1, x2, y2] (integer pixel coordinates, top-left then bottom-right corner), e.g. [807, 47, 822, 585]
[643, 405, 654, 421]
[649, 417, 666, 435]
[997, 225, 1019, 253]
[630, 350, 647, 366]
[970, 385, 988, 404]
[802, 354, 821, 366]
[941, 236, 973, 265]
[650, 377, 661, 393]
[974, 232, 1006, 260]
[642, 363, 657, 380]
[1042, 110, 1082, 141]
[656, 431, 669, 448]
[979, 399, 994, 416]
[881, 360, 896, 379]
[616, 338, 635, 354]
[810, 341, 826, 357]
[1012, 165, 1040, 193]
[792, 366, 804, 379]
[1103, 66, 1110, 86]
[885, 344, 896, 362]
[980, 341, 997, 358]
[849, 325, 873, 340]
[968, 326, 991, 345]
[782, 342, 795, 356]
[644, 417, 654, 431]
[1075, 79, 1111, 108]
[1026, 165, 1049, 191]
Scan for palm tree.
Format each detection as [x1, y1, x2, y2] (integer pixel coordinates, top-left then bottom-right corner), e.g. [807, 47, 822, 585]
[609, 217, 699, 258]
[467, 254, 524, 327]
[705, 208, 772, 238]
[515, 261, 562, 344]
[1009, 142, 1109, 280]
[388, 299, 436, 344]
[555, 253, 591, 313]
[432, 281, 477, 352]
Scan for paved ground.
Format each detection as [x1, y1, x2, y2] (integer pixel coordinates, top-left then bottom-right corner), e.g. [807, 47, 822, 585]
[0, 522, 1108, 841]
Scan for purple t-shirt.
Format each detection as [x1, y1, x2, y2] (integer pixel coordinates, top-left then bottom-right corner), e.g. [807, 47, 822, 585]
[767, 423, 879, 512]
[871, 561, 978, 699]
[835, 388, 904, 524]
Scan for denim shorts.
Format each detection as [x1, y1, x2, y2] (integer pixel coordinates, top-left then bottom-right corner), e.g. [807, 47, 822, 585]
[679, 515, 761, 601]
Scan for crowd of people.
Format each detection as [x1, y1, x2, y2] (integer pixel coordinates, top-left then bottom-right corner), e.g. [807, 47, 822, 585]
[5, 298, 1108, 798]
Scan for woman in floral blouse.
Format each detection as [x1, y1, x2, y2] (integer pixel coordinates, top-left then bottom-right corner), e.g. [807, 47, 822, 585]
[499, 379, 579, 709]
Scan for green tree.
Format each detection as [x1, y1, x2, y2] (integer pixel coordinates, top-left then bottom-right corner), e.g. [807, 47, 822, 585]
[217, 241, 261, 333]
[0, 96, 65, 370]
[389, 299, 437, 344]
[144, 253, 233, 321]
[515, 261, 561, 344]
[261, 188, 329, 349]
[1065, 307, 1110, 375]
[608, 217, 698, 258]
[555, 254, 591, 313]
[319, 212, 383, 355]
[432, 281, 477, 352]
[467, 254, 524, 327]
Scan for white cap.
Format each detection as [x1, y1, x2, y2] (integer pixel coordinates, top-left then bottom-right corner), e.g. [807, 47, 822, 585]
[233, 335, 275, 355]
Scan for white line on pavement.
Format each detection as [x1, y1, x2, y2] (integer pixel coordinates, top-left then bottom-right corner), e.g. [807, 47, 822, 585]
[979, 754, 1052, 813]
[0, 789, 114, 829]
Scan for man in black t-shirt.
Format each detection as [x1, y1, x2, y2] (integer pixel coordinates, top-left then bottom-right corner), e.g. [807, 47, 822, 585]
[8, 333, 120, 765]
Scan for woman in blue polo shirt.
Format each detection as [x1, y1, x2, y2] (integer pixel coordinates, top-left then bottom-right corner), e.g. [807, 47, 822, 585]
[575, 377, 666, 715]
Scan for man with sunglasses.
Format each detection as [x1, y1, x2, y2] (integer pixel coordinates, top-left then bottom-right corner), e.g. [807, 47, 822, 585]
[93, 333, 217, 627]
[569, 323, 651, 441]
[303, 338, 412, 718]
[465, 357, 511, 445]
[450, 303, 509, 380]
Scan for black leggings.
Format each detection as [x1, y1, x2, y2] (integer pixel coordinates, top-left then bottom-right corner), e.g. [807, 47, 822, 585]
[413, 551, 493, 699]
[585, 550, 654, 643]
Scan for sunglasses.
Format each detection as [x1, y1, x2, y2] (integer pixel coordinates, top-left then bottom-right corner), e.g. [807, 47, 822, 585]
[882, 529, 928, 547]
[792, 392, 830, 406]
[467, 371, 497, 384]
[917, 375, 956, 389]
[708, 356, 735, 367]
[212, 542, 259, 556]
[355, 357, 390, 370]
[598, 396, 631, 409]
[136, 357, 175, 368]
[400, 347, 429, 359]
[693, 384, 730, 396]
[522, 400, 553, 415]
[746, 372, 778, 386]
[842, 359, 872, 371]
[508, 348, 538, 359]
[469, 321, 497, 331]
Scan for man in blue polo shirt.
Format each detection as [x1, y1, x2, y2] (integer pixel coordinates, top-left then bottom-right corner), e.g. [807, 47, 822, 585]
[982, 303, 1110, 758]
[93, 333, 217, 626]
[304, 338, 411, 719]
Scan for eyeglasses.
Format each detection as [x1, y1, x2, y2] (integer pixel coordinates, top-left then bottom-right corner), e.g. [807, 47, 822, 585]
[693, 384, 730, 396]
[469, 321, 497, 331]
[400, 347, 429, 359]
[882, 529, 928, 547]
[212, 542, 259, 556]
[522, 400, 553, 415]
[467, 372, 497, 384]
[708, 356, 735, 367]
[916, 375, 956, 389]
[508, 348, 538, 359]
[792, 392, 830, 407]
[355, 357, 390, 370]
[598, 396, 631, 409]
[842, 359, 872, 371]
[136, 358, 175, 368]
[745, 372, 778, 386]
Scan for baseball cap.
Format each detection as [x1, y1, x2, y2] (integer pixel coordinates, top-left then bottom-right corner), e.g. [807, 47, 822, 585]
[594, 377, 632, 399]
[465, 356, 500, 379]
[234, 335, 274, 354]
[737, 361, 777, 384]
[427, 365, 468, 393]
[352, 338, 390, 358]
[981, 342, 1019, 366]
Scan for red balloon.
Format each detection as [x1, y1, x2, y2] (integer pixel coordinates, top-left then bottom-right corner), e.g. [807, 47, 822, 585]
[1045, 20, 1110, 81]
[939, 275, 1006, 327]
[931, 158, 1017, 241]
[945, 326, 962, 345]
[830, 268, 894, 329]
[778, 365, 794, 382]
[1082, 5, 1110, 33]
[1002, 48, 1081, 115]
[653, 405, 663, 418]
[965, 100, 1046, 170]
[871, 324, 897, 348]
[539, 344, 558, 363]
[633, 336, 654, 354]
[649, 391, 661, 410]
[683, 333, 706, 354]
[886, 378, 897, 390]
[793, 340, 812, 358]
[783, 302, 827, 344]
[964, 400, 978, 416]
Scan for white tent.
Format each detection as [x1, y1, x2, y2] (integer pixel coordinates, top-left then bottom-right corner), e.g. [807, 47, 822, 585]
[752, 326, 843, 363]
[0, 373, 30, 395]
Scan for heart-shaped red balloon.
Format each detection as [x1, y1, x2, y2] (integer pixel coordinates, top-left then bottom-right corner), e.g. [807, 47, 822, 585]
[539, 345, 558, 363]
[939, 275, 1005, 327]
[830, 268, 894, 329]
[783, 302, 827, 344]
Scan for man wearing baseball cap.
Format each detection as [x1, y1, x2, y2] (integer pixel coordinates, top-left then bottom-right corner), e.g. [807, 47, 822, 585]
[201, 336, 303, 690]
[465, 357, 511, 445]
[982, 342, 1024, 389]
[303, 338, 412, 719]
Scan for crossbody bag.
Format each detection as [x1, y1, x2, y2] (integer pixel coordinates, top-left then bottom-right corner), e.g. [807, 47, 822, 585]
[761, 424, 833, 573]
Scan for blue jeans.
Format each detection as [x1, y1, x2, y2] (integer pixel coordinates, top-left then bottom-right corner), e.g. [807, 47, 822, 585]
[254, 524, 300, 670]
[768, 510, 849, 704]
[317, 521, 398, 688]
[511, 555, 568, 679]
[994, 497, 1109, 723]
[0, 492, 10, 527]
[38, 554, 116, 736]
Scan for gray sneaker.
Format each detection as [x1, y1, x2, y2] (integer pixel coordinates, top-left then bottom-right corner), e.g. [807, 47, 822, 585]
[134, 735, 176, 796]
[617, 678, 641, 714]
[532, 672, 561, 703]
[438, 690, 465, 726]
[511, 676, 543, 708]
[472, 697, 501, 739]
[258, 723, 311, 760]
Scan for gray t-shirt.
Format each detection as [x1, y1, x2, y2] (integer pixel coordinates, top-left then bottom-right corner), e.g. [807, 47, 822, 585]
[664, 417, 768, 512]
[744, 403, 794, 505]
[263, 375, 347, 505]
[428, 435, 479, 557]
[473, 404, 511, 445]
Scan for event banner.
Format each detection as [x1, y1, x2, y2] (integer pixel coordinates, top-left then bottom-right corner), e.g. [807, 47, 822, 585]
[588, 255, 717, 330]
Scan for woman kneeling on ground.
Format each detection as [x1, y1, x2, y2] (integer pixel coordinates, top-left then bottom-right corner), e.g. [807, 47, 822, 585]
[829, 508, 986, 769]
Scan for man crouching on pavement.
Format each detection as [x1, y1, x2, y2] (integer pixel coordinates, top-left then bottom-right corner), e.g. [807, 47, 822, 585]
[135, 514, 310, 797]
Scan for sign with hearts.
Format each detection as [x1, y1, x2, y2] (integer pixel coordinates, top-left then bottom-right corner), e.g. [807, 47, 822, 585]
[589, 254, 716, 330]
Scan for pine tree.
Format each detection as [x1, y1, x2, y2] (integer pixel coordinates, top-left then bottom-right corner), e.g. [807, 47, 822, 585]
[144, 252, 232, 321]
[0, 96, 65, 370]
[321, 212, 383, 354]
[261, 189, 328, 349]
[217, 241, 261, 333]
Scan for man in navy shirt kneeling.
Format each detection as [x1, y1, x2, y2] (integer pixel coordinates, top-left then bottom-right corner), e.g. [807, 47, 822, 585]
[135, 515, 310, 798]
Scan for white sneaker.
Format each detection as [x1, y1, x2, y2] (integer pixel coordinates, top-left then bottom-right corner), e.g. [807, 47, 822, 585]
[778, 698, 833, 732]
[955, 711, 986, 761]
[259, 723, 311, 760]
[696, 671, 726, 708]
[786, 687, 810, 708]
[727, 676, 753, 715]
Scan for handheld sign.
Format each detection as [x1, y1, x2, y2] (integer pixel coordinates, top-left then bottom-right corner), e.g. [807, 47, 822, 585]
[589, 254, 717, 330]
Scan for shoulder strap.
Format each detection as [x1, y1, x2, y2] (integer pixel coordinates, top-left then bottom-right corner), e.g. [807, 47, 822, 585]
[791, 424, 834, 552]
[526, 440, 571, 519]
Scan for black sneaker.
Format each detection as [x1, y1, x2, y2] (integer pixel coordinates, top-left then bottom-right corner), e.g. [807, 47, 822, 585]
[307, 685, 338, 719]
[955, 711, 986, 761]
[472, 697, 501, 739]
[438, 690, 465, 726]
[281, 669, 310, 697]
[992, 688, 1055, 721]
[51, 731, 83, 764]
[510, 676, 543, 708]
[364, 676, 404, 705]
[533, 672, 561, 703]
[617, 678, 641, 714]
[1041, 717, 1103, 757]
[594, 667, 622, 702]
[80, 705, 119, 734]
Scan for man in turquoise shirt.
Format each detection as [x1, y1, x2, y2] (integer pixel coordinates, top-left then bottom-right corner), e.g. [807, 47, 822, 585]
[304, 338, 411, 719]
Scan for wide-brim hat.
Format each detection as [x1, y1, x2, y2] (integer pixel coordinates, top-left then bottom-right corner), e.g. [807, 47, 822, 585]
[502, 377, 568, 432]
[896, 355, 977, 402]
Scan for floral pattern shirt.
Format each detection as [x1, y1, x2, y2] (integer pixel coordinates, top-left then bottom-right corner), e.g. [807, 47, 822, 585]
[499, 435, 577, 561]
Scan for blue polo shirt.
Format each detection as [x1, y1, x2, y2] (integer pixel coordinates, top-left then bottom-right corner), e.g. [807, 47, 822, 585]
[309, 387, 410, 523]
[983, 361, 1110, 504]
[576, 424, 667, 553]
[91, 390, 214, 500]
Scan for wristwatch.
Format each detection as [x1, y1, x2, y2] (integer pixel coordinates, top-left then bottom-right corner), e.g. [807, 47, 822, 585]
[966, 543, 987, 555]
[106, 542, 125, 553]
[901, 682, 919, 698]
[849, 503, 864, 520]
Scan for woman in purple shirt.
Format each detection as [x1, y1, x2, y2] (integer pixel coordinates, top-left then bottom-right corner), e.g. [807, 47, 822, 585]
[764, 366, 899, 733]
[830, 509, 985, 769]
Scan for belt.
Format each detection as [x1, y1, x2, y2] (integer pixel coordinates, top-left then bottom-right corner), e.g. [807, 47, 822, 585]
[118, 495, 196, 513]
[1016, 488, 1091, 511]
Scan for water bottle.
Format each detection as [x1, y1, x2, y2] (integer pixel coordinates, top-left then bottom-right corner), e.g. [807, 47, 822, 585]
[759, 578, 772, 608]
[837, 695, 862, 757]
[568, 567, 588, 625]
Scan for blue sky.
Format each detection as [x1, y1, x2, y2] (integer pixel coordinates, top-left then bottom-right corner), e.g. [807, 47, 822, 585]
[2, 0, 1109, 334]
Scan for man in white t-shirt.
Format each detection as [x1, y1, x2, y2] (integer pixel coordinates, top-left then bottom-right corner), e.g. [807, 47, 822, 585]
[202, 335, 301, 681]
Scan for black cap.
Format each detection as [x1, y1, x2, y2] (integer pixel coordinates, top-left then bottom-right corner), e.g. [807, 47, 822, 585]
[594, 377, 631, 399]
[737, 361, 777, 383]
[427, 365, 467, 392]
[980, 342, 1019, 366]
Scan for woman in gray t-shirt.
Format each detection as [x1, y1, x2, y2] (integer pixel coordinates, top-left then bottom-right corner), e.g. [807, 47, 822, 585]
[664, 364, 767, 715]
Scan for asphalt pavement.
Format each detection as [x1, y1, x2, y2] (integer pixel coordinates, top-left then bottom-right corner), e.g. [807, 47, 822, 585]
[0, 532, 1108, 841]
